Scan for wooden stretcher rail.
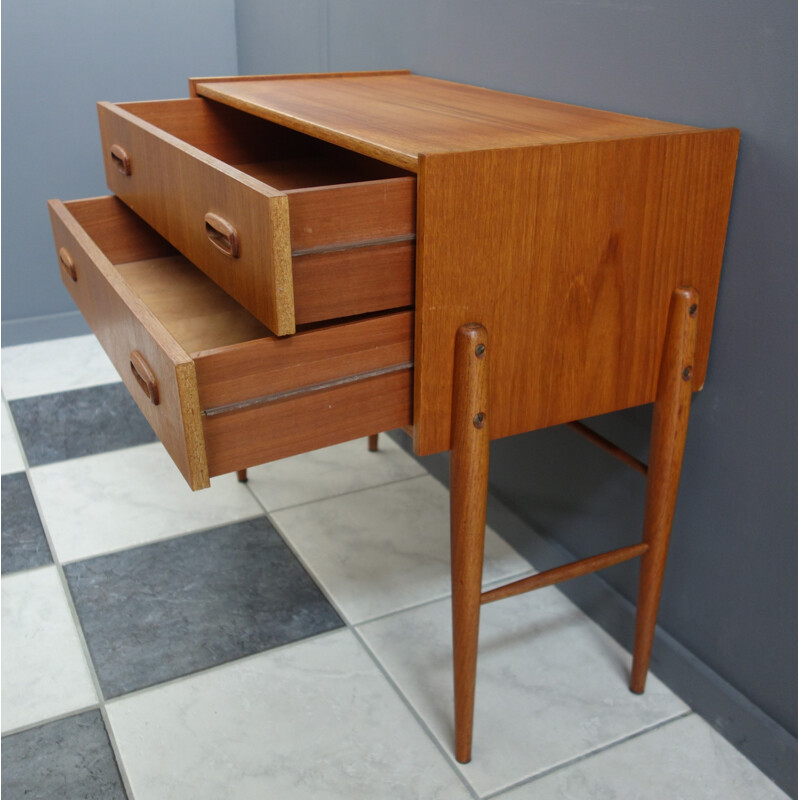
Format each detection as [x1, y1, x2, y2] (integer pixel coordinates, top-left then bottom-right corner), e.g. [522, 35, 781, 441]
[566, 421, 649, 476]
[480, 542, 649, 605]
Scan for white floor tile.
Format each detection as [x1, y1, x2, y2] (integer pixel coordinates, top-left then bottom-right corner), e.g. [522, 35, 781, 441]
[1, 335, 120, 400]
[107, 630, 472, 800]
[1, 401, 25, 474]
[30, 443, 264, 563]
[359, 589, 688, 797]
[245, 435, 426, 510]
[272, 475, 532, 623]
[1, 566, 97, 733]
[500, 714, 791, 800]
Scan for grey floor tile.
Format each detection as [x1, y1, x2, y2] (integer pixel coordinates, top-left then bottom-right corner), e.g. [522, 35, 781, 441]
[64, 517, 344, 699]
[1, 402, 25, 474]
[1, 710, 127, 800]
[9, 383, 156, 466]
[1, 472, 52, 574]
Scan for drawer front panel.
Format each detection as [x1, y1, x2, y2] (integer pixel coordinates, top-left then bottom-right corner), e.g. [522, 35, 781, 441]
[48, 199, 210, 489]
[98, 102, 296, 336]
[291, 241, 414, 325]
[286, 179, 415, 253]
[193, 311, 413, 410]
[202, 368, 412, 476]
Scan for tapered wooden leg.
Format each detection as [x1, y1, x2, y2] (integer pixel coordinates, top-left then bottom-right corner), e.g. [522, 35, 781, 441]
[368, 434, 379, 452]
[631, 288, 699, 693]
[450, 323, 490, 763]
[236, 469, 248, 483]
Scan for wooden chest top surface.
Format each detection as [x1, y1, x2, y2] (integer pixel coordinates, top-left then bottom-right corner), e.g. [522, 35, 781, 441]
[193, 71, 699, 171]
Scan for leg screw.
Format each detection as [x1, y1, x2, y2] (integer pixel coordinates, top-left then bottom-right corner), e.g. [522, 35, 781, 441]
[473, 412, 485, 428]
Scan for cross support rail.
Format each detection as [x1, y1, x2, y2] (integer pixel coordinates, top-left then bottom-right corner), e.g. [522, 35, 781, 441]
[480, 542, 649, 605]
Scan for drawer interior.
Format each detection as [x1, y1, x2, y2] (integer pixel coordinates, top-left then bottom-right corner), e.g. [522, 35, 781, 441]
[65, 197, 270, 355]
[116, 98, 413, 189]
[65, 196, 414, 360]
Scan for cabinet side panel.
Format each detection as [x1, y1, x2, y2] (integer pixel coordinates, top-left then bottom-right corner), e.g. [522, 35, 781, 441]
[414, 130, 739, 455]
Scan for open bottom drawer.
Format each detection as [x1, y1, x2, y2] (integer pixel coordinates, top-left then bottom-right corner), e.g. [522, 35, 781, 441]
[48, 196, 413, 490]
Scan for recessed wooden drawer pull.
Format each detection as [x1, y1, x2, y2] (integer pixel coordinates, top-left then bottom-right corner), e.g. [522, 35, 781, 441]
[110, 144, 131, 176]
[204, 213, 240, 258]
[129, 350, 159, 405]
[58, 247, 77, 282]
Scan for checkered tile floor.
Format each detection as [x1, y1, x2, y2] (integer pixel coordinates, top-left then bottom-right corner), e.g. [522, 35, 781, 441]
[1, 334, 788, 799]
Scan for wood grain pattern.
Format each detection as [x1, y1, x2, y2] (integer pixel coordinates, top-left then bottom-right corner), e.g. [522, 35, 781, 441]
[188, 70, 412, 97]
[202, 368, 412, 476]
[119, 247, 413, 355]
[237, 155, 409, 189]
[64, 195, 176, 264]
[193, 311, 413, 409]
[116, 98, 314, 165]
[631, 287, 699, 693]
[195, 73, 700, 171]
[286, 178, 415, 252]
[98, 101, 297, 335]
[48, 198, 210, 490]
[414, 128, 739, 455]
[292, 241, 414, 325]
[449, 324, 490, 764]
[116, 256, 270, 353]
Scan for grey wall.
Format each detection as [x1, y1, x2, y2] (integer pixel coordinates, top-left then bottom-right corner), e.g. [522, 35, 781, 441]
[1, 0, 238, 341]
[237, 0, 798, 790]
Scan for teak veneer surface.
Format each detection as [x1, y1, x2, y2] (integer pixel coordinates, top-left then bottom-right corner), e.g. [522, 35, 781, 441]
[194, 73, 700, 171]
[415, 130, 739, 452]
[117, 256, 270, 354]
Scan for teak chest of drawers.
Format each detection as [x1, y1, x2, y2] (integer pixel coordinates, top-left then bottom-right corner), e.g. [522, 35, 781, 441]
[48, 70, 738, 763]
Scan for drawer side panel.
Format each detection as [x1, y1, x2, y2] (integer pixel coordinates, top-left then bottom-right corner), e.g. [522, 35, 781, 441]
[98, 102, 296, 336]
[48, 198, 210, 490]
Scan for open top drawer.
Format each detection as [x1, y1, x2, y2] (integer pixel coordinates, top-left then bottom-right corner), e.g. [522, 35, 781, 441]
[97, 98, 416, 336]
[48, 196, 413, 490]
